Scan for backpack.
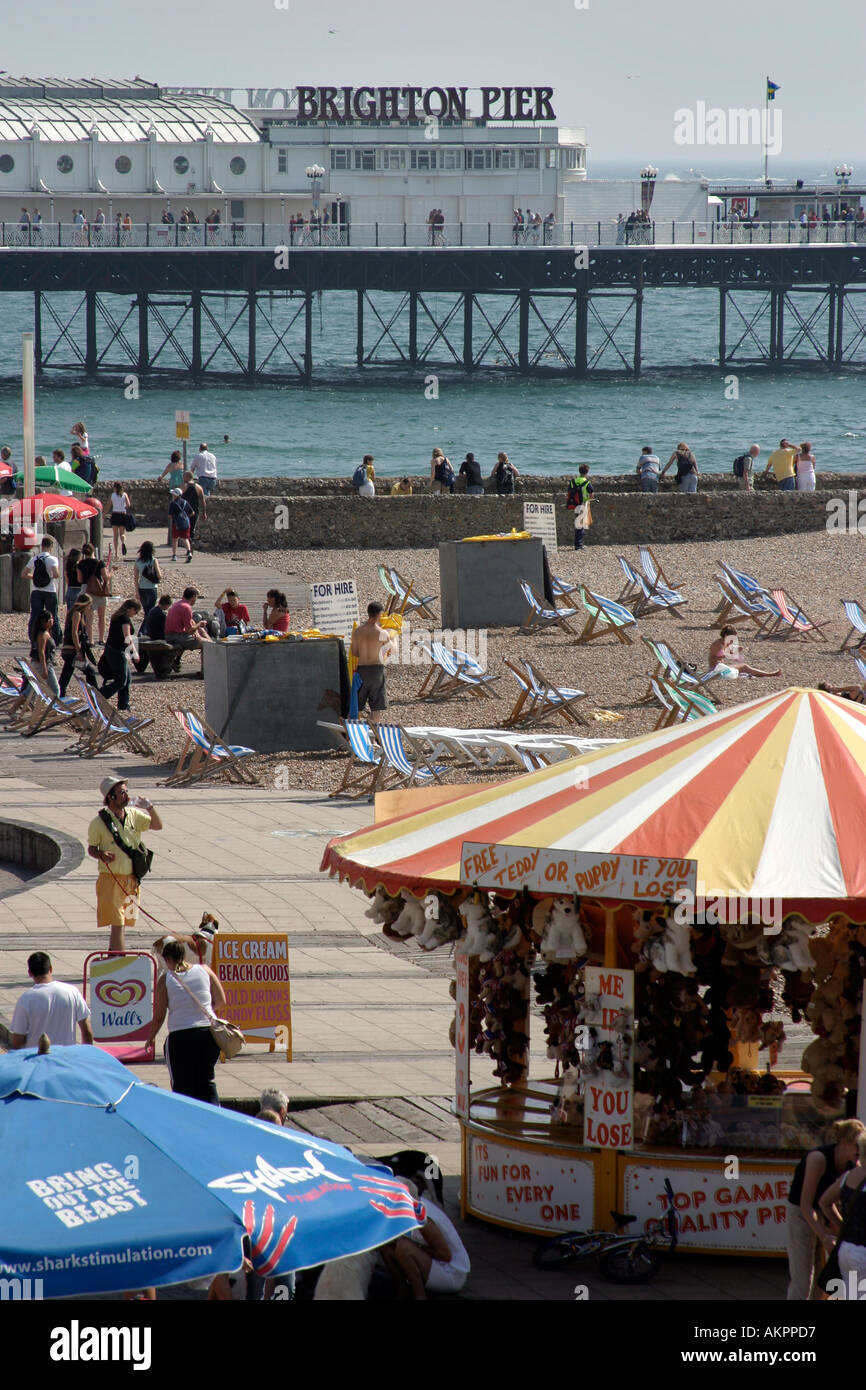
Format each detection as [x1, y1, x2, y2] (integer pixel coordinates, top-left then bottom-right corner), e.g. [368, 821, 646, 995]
[171, 498, 191, 531]
[142, 560, 159, 584]
[733, 453, 749, 478]
[566, 477, 588, 510]
[436, 458, 454, 485]
[32, 553, 51, 588]
[352, 463, 367, 488]
[495, 461, 515, 494]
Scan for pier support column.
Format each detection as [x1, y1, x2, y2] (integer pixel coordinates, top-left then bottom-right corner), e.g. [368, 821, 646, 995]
[769, 287, 785, 365]
[574, 289, 588, 377]
[137, 293, 149, 375]
[834, 287, 844, 365]
[633, 268, 644, 377]
[518, 289, 530, 374]
[356, 289, 364, 368]
[408, 290, 418, 368]
[247, 289, 256, 383]
[718, 286, 727, 368]
[303, 290, 313, 385]
[191, 290, 202, 379]
[33, 292, 42, 371]
[85, 290, 97, 378]
[463, 292, 473, 371]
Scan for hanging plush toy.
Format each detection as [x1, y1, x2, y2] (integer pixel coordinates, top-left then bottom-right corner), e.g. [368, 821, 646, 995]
[459, 896, 501, 961]
[418, 893, 463, 951]
[364, 885, 402, 928]
[647, 915, 696, 975]
[757, 915, 816, 971]
[534, 895, 588, 963]
[388, 888, 426, 939]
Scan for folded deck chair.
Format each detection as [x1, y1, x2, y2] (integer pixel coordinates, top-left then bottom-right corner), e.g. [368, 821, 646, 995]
[575, 587, 637, 645]
[518, 580, 578, 636]
[72, 678, 154, 757]
[377, 723, 448, 786]
[164, 709, 259, 788]
[326, 719, 388, 800]
[639, 544, 684, 593]
[840, 600, 866, 652]
[388, 568, 438, 623]
[520, 658, 588, 725]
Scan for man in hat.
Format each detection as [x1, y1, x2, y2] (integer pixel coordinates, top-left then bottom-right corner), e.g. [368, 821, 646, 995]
[87, 778, 163, 953]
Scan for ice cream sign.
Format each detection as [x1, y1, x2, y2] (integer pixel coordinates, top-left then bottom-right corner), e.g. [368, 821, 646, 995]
[460, 843, 697, 902]
[85, 954, 155, 1045]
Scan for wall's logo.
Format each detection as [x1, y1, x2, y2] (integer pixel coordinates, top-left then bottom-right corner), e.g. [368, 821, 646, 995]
[94, 980, 146, 1008]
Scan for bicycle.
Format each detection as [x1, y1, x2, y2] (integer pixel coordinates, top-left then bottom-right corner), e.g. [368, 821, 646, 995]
[532, 1178, 677, 1284]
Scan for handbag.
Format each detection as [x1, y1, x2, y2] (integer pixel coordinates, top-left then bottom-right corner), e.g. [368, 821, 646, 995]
[98, 808, 154, 884]
[123, 511, 137, 533]
[171, 967, 243, 1059]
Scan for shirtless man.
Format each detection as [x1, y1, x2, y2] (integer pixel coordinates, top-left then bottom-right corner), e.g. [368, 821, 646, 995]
[350, 602, 394, 724]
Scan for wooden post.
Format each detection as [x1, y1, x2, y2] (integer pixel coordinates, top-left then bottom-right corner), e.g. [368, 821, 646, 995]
[603, 906, 618, 967]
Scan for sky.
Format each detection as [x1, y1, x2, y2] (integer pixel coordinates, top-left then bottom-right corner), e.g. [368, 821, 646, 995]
[3, 0, 864, 168]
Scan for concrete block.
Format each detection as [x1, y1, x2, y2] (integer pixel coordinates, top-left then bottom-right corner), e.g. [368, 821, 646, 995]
[0, 554, 11, 614]
[204, 637, 343, 753]
[439, 538, 545, 628]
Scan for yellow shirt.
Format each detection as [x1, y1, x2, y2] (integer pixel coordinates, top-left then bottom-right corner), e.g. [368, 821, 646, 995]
[767, 447, 797, 481]
[390, 483, 412, 495]
[87, 808, 151, 877]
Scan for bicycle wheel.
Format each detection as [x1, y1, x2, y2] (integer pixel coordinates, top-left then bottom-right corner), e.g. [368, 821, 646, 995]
[597, 1241, 661, 1284]
[532, 1235, 584, 1270]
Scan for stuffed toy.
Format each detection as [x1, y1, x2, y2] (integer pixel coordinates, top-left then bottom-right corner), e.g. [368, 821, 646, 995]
[757, 915, 816, 971]
[364, 886, 402, 928]
[647, 916, 695, 976]
[538, 895, 588, 963]
[459, 896, 501, 962]
[417, 893, 463, 950]
[720, 922, 765, 968]
[387, 888, 426, 939]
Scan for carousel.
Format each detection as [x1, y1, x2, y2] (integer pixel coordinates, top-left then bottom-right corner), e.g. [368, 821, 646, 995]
[321, 689, 866, 1254]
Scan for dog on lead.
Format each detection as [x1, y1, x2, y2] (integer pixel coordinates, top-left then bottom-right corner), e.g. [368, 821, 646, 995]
[152, 912, 219, 968]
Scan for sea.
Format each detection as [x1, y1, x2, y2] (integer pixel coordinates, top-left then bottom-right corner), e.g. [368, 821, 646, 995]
[0, 159, 862, 480]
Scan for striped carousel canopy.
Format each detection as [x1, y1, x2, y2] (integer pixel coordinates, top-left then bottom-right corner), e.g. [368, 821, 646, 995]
[320, 689, 866, 916]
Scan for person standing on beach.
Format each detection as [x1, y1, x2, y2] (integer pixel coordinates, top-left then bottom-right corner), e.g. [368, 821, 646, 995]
[87, 777, 162, 954]
[24, 536, 61, 645]
[492, 452, 518, 495]
[460, 452, 485, 495]
[734, 444, 760, 494]
[350, 602, 393, 725]
[567, 464, 594, 550]
[636, 446, 660, 493]
[192, 442, 218, 495]
[168, 488, 194, 562]
[660, 442, 699, 493]
[158, 450, 185, 490]
[796, 442, 817, 492]
[764, 439, 798, 491]
[182, 470, 207, 547]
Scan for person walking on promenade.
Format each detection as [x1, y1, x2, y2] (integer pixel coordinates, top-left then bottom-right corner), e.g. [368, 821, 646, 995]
[87, 777, 162, 954]
[146, 939, 226, 1105]
[10, 952, 93, 1049]
[192, 442, 218, 495]
[79, 541, 110, 644]
[168, 487, 194, 562]
[567, 464, 594, 550]
[764, 438, 798, 491]
[660, 442, 699, 493]
[796, 441, 817, 492]
[25, 536, 61, 645]
[158, 449, 185, 490]
[134, 540, 162, 615]
[733, 444, 760, 493]
[182, 470, 207, 547]
[350, 601, 393, 725]
[785, 1119, 864, 1300]
[27, 610, 60, 697]
[109, 480, 132, 557]
[63, 546, 83, 610]
[100, 598, 141, 711]
[58, 593, 98, 696]
[636, 446, 660, 493]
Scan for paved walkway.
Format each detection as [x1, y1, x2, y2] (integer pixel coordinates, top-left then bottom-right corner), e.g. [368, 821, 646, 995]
[134, 524, 309, 614]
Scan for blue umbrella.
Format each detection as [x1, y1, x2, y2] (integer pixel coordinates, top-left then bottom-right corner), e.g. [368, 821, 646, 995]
[0, 1045, 424, 1297]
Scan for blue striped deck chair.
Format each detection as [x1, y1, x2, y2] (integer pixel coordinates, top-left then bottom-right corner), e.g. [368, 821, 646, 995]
[520, 658, 588, 726]
[518, 580, 578, 635]
[387, 567, 438, 623]
[433, 641, 499, 698]
[720, 562, 764, 598]
[632, 572, 687, 619]
[0, 665, 23, 711]
[551, 574, 579, 600]
[378, 564, 400, 614]
[639, 544, 685, 593]
[662, 679, 717, 723]
[616, 556, 645, 608]
[502, 659, 537, 727]
[377, 723, 448, 786]
[840, 600, 866, 652]
[854, 655, 866, 686]
[650, 677, 678, 729]
[576, 587, 637, 645]
[71, 678, 154, 757]
[327, 719, 387, 800]
[165, 709, 259, 787]
[714, 574, 773, 632]
[14, 657, 89, 738]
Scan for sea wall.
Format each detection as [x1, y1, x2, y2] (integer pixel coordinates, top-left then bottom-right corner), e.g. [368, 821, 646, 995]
[103, 474, 866, 551]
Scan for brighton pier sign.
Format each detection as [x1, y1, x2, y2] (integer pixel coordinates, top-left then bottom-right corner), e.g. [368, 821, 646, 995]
[164, 86, 556, 122]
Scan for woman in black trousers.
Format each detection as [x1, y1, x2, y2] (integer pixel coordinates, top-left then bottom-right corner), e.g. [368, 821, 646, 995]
[146, 940, 227, 1105]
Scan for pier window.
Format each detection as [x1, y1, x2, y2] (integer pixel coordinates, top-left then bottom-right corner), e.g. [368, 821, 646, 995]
[439, 148, 462, 171]
[352, 149, 376, 171]
[410, 148, 435, 171]
[330, 149, 350, 171]
[466, 149, 493, 170]
[0, 154, 14, 173]
[519, 149, 539, 169]
[56, 154, 74, 173]
[276, 149, 288, 173]
[173, 155, 190, 174]
[379, 148, 406, 171]
[546, 148, 558, 168]
[494, 149, 516, 170]
[230, 156, 247, 175]
[114, 155, 132, 174]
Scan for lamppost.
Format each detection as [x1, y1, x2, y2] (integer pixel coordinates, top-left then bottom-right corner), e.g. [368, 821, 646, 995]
[835, 164, 853, 219]
[306, 164, 324, 243]
[639, 165, 658, 224]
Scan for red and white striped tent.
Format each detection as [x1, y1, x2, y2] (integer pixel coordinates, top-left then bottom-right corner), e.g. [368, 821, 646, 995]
[321, 689, 866, 921]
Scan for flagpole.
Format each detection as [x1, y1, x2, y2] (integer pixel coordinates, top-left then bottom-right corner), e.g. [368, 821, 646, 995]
[764, 77, 769, 186]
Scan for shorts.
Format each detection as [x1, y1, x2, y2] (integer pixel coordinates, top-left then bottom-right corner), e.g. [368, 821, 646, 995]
[357, 663, 387, 712]
[88, 595, 107, 610]
[426, 1260, 468, 1294]
[172, 524, 191, 540]
[96, 871, 140, 927]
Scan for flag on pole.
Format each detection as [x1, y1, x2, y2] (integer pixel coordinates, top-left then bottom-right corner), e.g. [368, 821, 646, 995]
[766, 79, 780, 101]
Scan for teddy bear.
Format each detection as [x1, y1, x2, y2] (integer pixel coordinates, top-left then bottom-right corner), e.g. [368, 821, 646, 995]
[417, 893, 463, 951]
[387, 888, 426, 939]
[647, 916, 695, 975]
[364, 885, 402, 928]
[537, 895, 588, 963]
[731, 1006, 761, 1044]
[459, 896, 501, 961]
[720, 922, 765, 968]
[757, 915, 815, 971]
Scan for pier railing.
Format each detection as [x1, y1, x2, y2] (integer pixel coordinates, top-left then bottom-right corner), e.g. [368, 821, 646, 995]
[3, 219, 864, 250]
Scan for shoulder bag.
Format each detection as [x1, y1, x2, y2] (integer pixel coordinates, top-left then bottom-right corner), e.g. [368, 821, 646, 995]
[171, 967, 244, 1059]
[98, 808, 153, 884]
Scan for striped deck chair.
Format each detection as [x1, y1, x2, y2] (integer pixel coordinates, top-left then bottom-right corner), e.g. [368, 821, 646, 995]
[551, 575, 579, 599]
[377, 724, 448, 786]
[327, 719, 387, 799]
[520, 658, 588, 726]
[14, 658, 89, 738]
[763, 590, 827, 642]
[378, 564, 400, 615]
[632, 573, 687, 619]
[388, 568, 438, 623]
[663, 680, 718, 723]
[713, 575, 772, 633]
[518, 581, 578, 636]
[649, 677, 678, 729]
[433, 642, 498, 699]
[502, 659, 537, 727]
[575, 587, 637, 645]
[720, 562, 765, 598]
[72, 679, 154, 757]
[854, 655, 866, 686]
[840, 600, 866, 652]
[164, 710, 259, 788]
[616, 556, 645, 608]
[0, 665, 23, 711]
[639, 544, 684, 593]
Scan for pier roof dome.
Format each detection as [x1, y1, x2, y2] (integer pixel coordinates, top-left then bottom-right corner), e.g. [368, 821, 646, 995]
[0, 78, 261, 143]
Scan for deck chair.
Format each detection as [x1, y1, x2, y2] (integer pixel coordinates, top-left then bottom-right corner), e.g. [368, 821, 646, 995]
[663, 679, 717, 723]
[388, 568, 438, 623]
[575, 587, 637, 645]
[840, 600, 866, 652]
[431, 642, 498, 700]
[327, 719, 388, 799]
[649, 677, 679, 729]
[518, 581, 578, 636]
[761, 590, 827, 642]
[639, 545, 684, 593]
[551, 575, 579, 599]
[719, 562, 765, 598]
[502, 660, 537, 727]
[378, 564, 400, 615]
[853, 655, 866, 686]
[768, 590, 829, 642]
[520, 658, 588, 726]
[616, 557, 645, 608]
[377, 723, 448, 786]
[14, 658, 90, 738]
[713, 576, 772, 633]
[72, 678, 154, 757]
[0, 665, 24, 711]
[632, 573, 687, 619]
[164, 709, 259, 788]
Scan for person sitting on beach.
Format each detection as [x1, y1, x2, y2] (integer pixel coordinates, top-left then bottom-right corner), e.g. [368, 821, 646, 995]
[263, 589, 290, 633]
[216, 588, 251, 629]
[166, 588, 213, 649]
[818, 682, 866, 705]
[139, 594, 172, 643]
[709, 626, 780, 679]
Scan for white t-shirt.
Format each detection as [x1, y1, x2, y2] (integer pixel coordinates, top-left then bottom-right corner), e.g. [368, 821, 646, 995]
[25, 551, 59, 593]
[407, 1198, 471, 1277]
[638, 453, 659, 475]
[193, 450, 218, 479]
[11, 980, 89, 1046]
[164, 964, 214, 1032]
